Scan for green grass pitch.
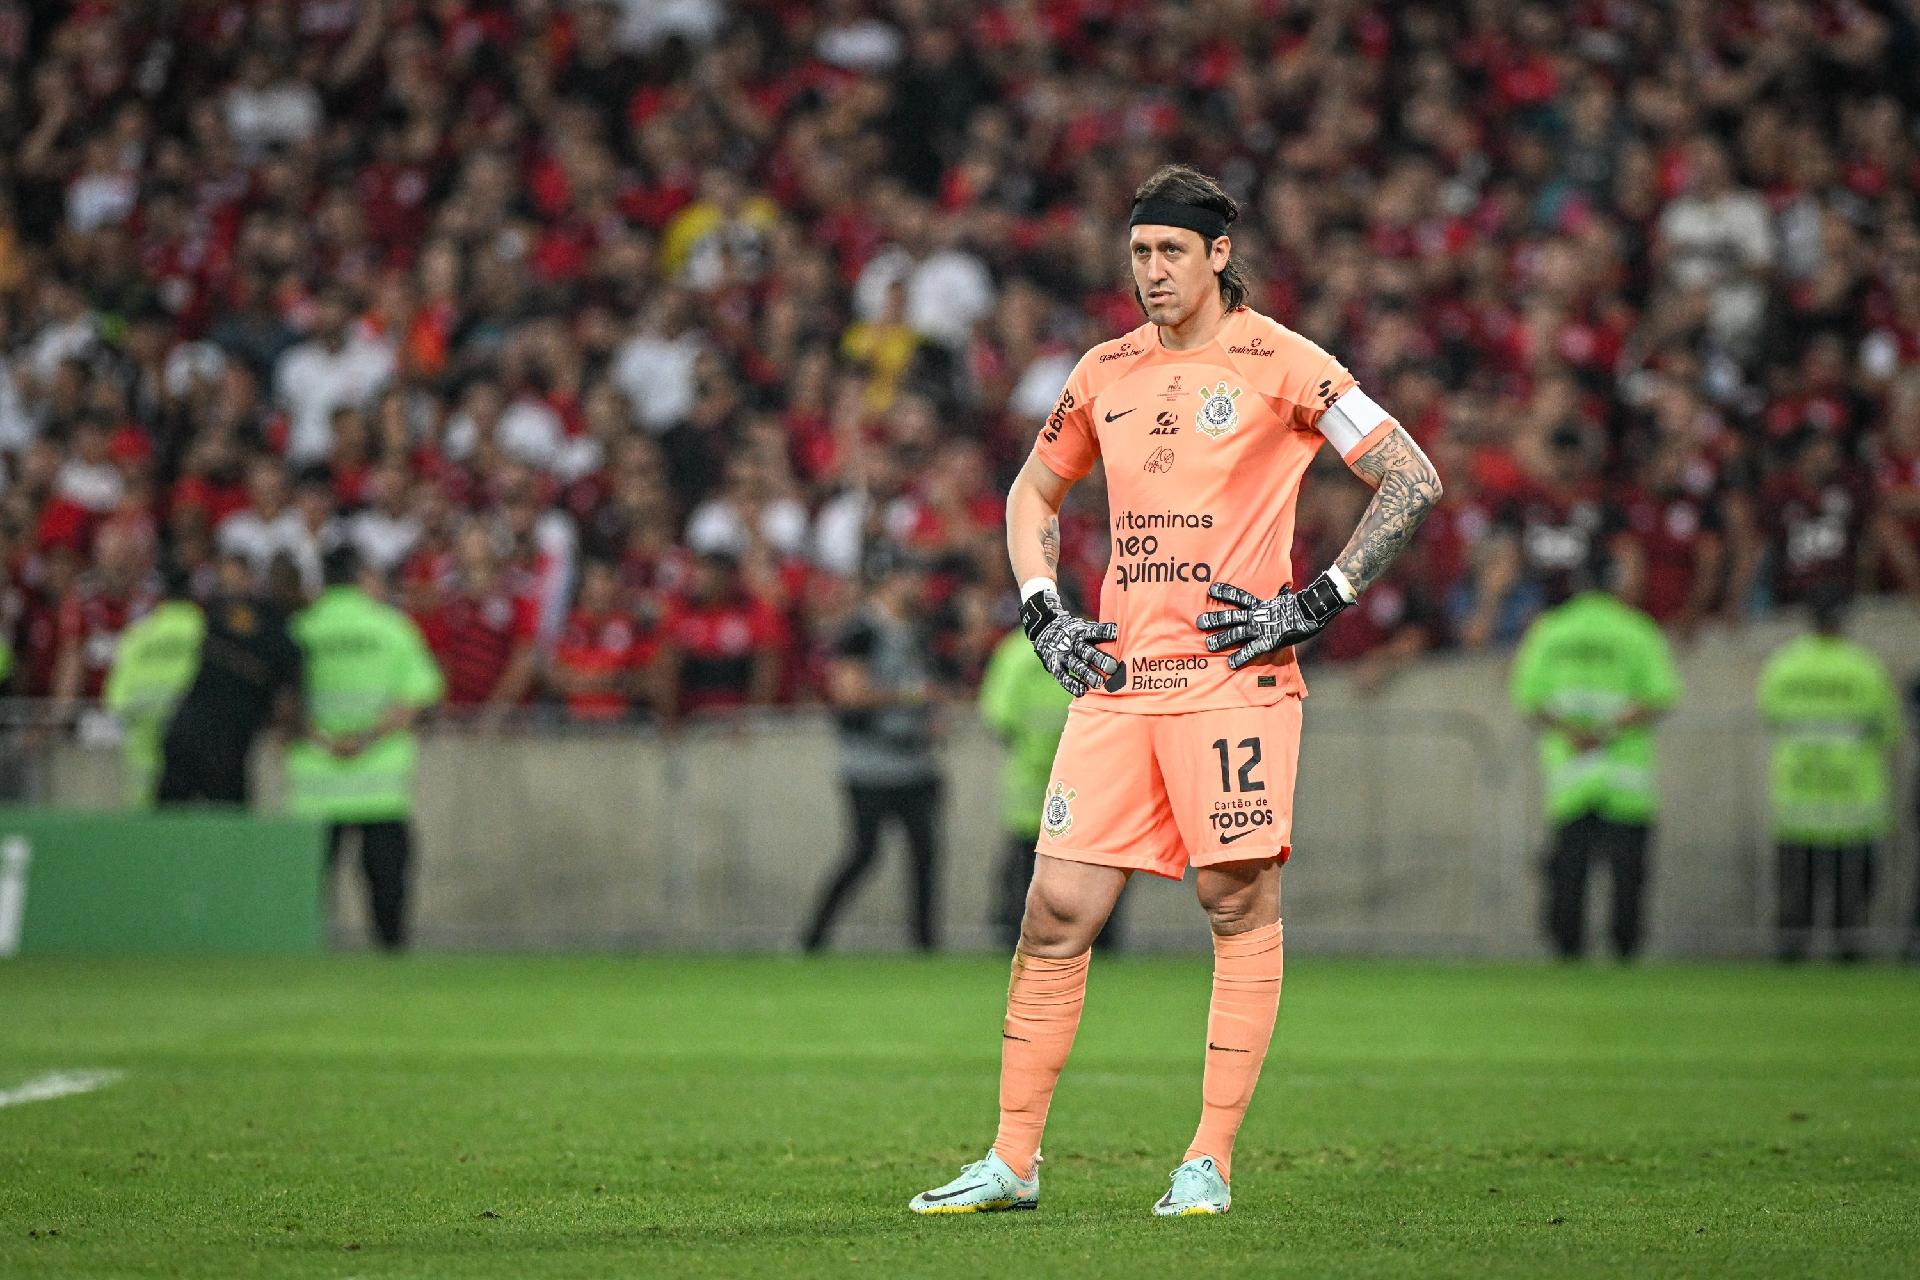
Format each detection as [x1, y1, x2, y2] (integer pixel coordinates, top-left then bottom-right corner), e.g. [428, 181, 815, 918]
[2, 954, 1917, 1278]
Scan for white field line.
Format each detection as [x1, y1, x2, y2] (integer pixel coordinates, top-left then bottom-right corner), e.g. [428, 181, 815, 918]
[0, 1069, 126, 1109]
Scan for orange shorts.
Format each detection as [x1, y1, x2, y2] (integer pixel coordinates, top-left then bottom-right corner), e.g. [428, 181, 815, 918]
[1036, 696, 1302, 880]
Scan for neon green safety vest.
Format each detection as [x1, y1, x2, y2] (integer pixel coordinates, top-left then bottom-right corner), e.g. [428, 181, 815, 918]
[103, 600, 205, 806]
[1756, 634, 1898, 845]
[286, 587, 444, 823]
[978, 630, 1072, 839]
[1509, 591, 1681, 825]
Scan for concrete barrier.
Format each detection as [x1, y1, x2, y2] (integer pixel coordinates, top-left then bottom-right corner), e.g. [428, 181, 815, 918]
[36, 600, 1920, 957]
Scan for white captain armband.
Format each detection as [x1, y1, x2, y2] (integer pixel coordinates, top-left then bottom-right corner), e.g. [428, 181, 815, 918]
[1315, 386, 1391, 457]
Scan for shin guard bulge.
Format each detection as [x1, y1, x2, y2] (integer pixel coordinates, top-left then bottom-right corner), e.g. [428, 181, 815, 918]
[991, 949, 1090, 1180]
[1185, 919, 1284, 1180]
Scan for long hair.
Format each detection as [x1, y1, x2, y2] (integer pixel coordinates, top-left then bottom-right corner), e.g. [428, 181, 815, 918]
[1130, 164, 1250, 313]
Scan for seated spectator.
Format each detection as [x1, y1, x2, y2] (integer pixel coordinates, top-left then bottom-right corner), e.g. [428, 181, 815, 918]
[1763, 430, 1874, 608]
[546, 559, 661, 723]
[1869, 372, 1920, 598]
[347, 462, 424, 577]
[414, 524, 540, 718]
[217, 458, 315, 591]
[273, 287, 395, 466]
[660, 551, 785, 720]
[51, 522, 156, 716]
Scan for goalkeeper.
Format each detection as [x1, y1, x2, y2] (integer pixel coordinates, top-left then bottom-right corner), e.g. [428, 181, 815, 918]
[909, 165, 1441, 1218]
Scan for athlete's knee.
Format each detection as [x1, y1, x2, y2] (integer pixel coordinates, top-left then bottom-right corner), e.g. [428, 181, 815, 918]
[1197, 863, 1279, 936]
[1018, 881, 1108, 957]
[1018, 897, 1096, 957]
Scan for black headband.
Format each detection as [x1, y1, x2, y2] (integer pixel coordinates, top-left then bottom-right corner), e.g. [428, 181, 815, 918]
[1128, 197, 1229, 242]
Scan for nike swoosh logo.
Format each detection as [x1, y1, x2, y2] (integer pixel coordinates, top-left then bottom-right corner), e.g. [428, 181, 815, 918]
[1104, 408, 1134, 422]
[1218, 828, 1260, 846]
[920, 1183, 988, 1202]
[1208, 1042, 1249, 1053]
[1002, 1033, 1030, 1042]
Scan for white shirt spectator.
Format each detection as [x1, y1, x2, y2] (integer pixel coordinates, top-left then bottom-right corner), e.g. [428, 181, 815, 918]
[527, 509, 579, 640]
[347, 509, 422, 575]
[54, 457, 124, 513]
[217, 507, 320, 589]
[686, 495, 810, 559]
[611, 328, 701, 432]
[1010, 349, 1077, 422]
[497, 395, 564, 471]
[855, 246, 996, 349]
[66, 171, 138, 234]
[613, 0, 726, 51]
[274, 333, 396, 464]
[811, 489, 918, 578]
[817, 16, 904, 71]
[24, 314, 97, 385]
[1659, 188, 1774, 355]
[0, 356, 37, 454]
[225, 80, 323, 160]
[164, 342, 228, 399]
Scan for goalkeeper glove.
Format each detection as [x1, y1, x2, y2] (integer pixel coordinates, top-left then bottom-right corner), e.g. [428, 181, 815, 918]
[1020, 582, 1120, 697]
[1194, 570, 1356, 670]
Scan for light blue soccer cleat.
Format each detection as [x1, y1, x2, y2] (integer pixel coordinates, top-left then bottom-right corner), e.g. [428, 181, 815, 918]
[1151, 1155, 1231, 1216]
[908, 1150, 1038, 1214]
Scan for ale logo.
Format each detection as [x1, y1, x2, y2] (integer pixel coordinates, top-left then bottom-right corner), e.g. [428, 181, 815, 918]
[1195, 381, 1242, 439]
[1042, 782, 1076, 839]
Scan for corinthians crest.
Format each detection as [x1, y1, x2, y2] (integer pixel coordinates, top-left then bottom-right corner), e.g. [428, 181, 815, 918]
[1042, 782, 1076, 838]
[1195, 380, 1242, 439]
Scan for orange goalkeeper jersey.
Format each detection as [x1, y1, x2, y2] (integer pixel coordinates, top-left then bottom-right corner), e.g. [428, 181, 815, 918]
[1033, 307, 1397, 713]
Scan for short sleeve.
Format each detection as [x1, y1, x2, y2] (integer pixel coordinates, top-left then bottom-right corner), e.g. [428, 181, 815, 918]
[1508, 620, 1547, 714]
[1637, 620, 1681, 710]
[396, 617, 445, 708]
[1278, 331, 1397, 464]
[976, 632, 1021, 736]
[1032, 352, 1100, 482]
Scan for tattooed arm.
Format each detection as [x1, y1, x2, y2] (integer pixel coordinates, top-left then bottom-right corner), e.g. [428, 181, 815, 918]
[1195, 424, 1442, 668]
[1007, 447, 1119, 696]
[1334, 426, 1444, 593]
[1007, 448, 1074, 588]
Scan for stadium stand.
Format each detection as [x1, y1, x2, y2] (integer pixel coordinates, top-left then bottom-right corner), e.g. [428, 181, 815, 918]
[0, 0, 1915, 723]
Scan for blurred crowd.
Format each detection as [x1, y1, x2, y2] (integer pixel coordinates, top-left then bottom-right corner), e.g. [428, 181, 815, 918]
[0, 0, 1916, 723]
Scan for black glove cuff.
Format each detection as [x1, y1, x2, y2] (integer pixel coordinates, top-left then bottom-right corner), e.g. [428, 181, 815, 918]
[1020, 590, 1058, 643]
[1297, 573, 1351, 625]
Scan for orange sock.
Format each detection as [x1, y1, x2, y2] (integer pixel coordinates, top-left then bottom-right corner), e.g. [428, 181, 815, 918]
[1184, 919, 1284, 1181]
[991, 949, 1090, 1180]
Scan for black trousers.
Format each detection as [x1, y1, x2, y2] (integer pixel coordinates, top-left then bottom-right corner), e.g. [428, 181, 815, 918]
[154, 736, 250, 806]
[1543, 814, 1650, 959]
[994, 833, 1125, 952]
[1776, 841, 1875, 962]
[804, 778, 942, 951]
[326, 821, 413, 951]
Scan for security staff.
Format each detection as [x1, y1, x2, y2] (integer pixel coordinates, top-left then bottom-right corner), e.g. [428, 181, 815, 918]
[802, 545, 945, 952]
[979, 626, 1123, 950]
[1757, 585, 1898, 962]
[1510, 576, 1680, 960]
[288, 546, 444, 951]
[1908, 675, 1920, 966]
[103, 568, 204, 807]
[156, 553, 304, 806]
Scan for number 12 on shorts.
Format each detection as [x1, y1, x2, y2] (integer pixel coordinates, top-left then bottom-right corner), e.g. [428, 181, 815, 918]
[1212, 738, 1266, 794]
